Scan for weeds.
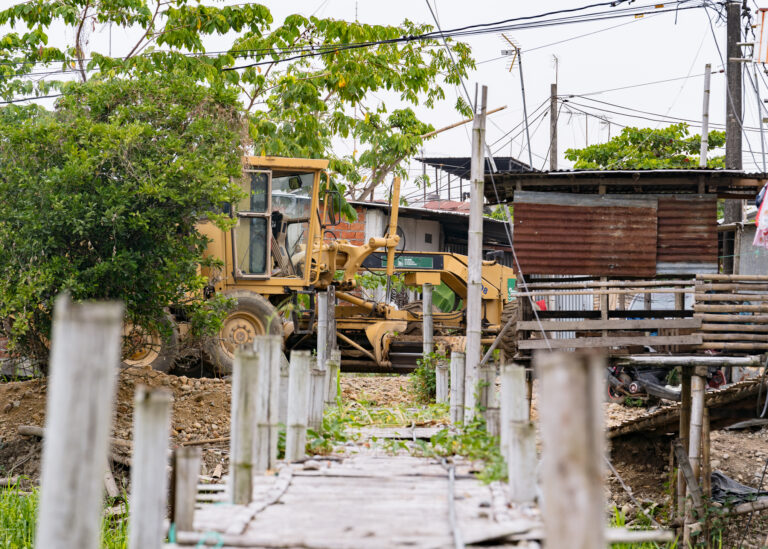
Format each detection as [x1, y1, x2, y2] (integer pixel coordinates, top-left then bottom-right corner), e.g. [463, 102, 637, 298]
[412, 413, 506, 483]
[410, 352, 444, 403]
[0, 480, 128, 548]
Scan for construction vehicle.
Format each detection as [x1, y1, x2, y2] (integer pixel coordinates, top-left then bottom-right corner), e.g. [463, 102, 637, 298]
[122, 156, 518, 373]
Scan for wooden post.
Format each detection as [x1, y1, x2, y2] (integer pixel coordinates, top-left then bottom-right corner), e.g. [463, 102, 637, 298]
[465, 84, 488, 419]
[500, 364, 527, 461]
[507, 420, 536, 503]
[230, 349, 258, 504]
[253, 335, 282, 473]
[486, 407, 500, 438]
[435, 359, 449, 404]
[678, 366, 692, 518]
[327, 285, 337, 354]
[278, 352, 290, 425]
[536, 351, 606, 549]
[702, 407, 711, 497]
[286, 351, 311, 461]
[478, 361, 491, 413]
[325, 348, 341, 405]
[35, 296, 123, 549]
[317, 290, 328, 371]
[128, 387, 173, 549]
[422, 283, 434, 357]
[449, 351, 466, 425]
[308, 357, 325, 432]
[172, 446, 202, 532]
[700, 63, 712, 167]
[549, 82, 558, 171]
[689, 367, 706, 481]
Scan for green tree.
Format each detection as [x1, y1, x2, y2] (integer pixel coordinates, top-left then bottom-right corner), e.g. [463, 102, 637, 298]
[0, 2, 474, 216]
[0, 74, 245, 364]
[564, 123, 726, 169]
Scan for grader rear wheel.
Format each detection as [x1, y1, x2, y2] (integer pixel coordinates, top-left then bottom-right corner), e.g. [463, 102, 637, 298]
[121, 314, 178, 373]
[499, 300, 519, 360]
[206, 291, 282, 375]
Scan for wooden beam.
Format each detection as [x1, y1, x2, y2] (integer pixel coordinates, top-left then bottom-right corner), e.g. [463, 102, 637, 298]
[517, 319, 701, 331]
[695, 313, 768, 323]
[519, 335, 702, 350]
[673, 439, 705, 516]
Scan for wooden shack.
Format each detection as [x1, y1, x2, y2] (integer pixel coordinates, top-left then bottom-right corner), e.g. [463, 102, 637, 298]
[484, 169, 768, 358]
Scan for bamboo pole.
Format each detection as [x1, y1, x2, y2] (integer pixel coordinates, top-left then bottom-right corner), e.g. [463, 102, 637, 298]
[128, 387, 173, 549]
[285, 351, 311, 462]
[35, 296, 123, 549]
[678, 367, 692, 520]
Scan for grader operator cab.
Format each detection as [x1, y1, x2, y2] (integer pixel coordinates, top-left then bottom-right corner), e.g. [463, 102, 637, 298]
[122, 156, 518, 374]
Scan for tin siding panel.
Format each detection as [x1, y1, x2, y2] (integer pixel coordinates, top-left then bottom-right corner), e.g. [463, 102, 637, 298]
[514, 200, 658, 277]
[657, 196, 717, 267]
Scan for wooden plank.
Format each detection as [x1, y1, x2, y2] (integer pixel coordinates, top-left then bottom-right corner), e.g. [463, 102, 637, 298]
[35, 297, 123, 549]
[517, 319, 701, 331]
[527, 279, 693, 288]
[519, 335, 702, 350]
[673, 440, 705, 516]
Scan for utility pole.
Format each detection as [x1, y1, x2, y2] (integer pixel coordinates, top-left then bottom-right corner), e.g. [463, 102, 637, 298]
[465, 84, 487, 420]
[550, 83, 558, 171]
[724, 0, 744, 274]
[700, 64, 712, 168]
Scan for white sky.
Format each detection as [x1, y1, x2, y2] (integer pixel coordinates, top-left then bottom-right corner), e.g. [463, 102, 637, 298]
[1, 0, 766, 203]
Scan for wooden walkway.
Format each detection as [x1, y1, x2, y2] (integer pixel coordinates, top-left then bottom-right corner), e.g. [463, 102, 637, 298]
[167, 448, 542, 549]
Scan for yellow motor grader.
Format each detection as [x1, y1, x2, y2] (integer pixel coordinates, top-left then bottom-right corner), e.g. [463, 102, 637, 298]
[123, 156, 517, 373]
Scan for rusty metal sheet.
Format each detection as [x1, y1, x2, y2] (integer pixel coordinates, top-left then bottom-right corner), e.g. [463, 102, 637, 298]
[513, 192, 657, 277]
[657, 196, 717, 269]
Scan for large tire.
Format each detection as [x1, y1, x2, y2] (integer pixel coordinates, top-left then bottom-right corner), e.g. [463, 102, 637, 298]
[499, 300, 519, 360]
[206, 291, 282, 375]
[121, 314, 178, 373]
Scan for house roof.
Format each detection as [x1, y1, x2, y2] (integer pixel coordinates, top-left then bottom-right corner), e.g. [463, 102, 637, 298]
[482, 169, 768, 204]
[348, 200, 512, 249]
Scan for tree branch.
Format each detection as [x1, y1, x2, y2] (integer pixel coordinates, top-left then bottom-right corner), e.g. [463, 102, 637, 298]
[74, 0, 91, 82]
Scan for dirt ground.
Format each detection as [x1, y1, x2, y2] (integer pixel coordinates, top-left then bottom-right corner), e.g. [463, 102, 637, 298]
[2, 370, 768, 544]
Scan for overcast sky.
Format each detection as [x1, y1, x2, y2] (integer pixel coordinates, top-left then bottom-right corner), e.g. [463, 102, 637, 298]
[1, 0, 764, 202]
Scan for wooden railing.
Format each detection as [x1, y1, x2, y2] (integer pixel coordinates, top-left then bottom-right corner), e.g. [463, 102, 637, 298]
[515, 279, 700, 355]
[694, 274, 768, 352]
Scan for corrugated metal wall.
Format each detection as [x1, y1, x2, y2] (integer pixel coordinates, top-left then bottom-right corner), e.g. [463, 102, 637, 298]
[514, 191, 658, 277]
[656, 195, 718, 274]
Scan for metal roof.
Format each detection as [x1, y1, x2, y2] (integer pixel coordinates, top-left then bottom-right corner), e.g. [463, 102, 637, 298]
[348, 200, 512, 248]
[483, 169, 768, 203]
[417, 156, 532, 179]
